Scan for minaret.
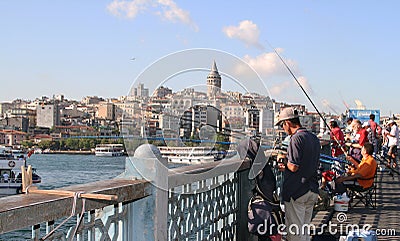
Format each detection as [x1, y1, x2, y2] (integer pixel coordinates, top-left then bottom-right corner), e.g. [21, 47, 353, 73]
[207, 60, 221, 98]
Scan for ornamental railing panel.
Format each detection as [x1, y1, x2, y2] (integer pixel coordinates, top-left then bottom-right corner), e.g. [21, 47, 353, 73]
[168, 173, 238, 241]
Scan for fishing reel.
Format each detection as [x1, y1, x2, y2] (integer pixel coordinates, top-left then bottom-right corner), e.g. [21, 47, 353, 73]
[277, 152, 287, 165]
[274, 152, 288, 171]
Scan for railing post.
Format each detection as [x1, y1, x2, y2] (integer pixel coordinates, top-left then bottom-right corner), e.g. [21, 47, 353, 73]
[237, 168, 258, 241]
[122, 144, 168, 241]
[32, 224, 40, 241]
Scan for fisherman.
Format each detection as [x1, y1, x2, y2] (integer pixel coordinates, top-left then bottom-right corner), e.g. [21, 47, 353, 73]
[335, 142, 377, 192]
[385, 120, 399, 168]
[319, 119, 346, 190]
[362, 121, 376, 149]
[347, 120, 368, 163]
[276, 107, 320, 241]
[368, 114, 381, 154]
[329, 119, 345, 159]
[345, 117, 354, 137]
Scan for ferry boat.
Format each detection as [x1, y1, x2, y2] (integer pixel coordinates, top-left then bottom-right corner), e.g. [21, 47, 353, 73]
[95, 144, 124, 157]
[0, 146, 41, 197]
[158, 146, 237, 164]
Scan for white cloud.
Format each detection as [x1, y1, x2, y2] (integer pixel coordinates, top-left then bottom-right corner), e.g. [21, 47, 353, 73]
[297, 76, 313, 95]
[223, 20, 264, 49]
[107, 0, 149, 18]
[107, 0, 198, 31]
[242, 52, 285, 76]
[236, 49, 296, 77]
[270, 81, 291, 96]
[233, 50, 317, 103]
[223, 20, 315, 100]
[240, 50, 315, 92]
[157, 0, 198, 31]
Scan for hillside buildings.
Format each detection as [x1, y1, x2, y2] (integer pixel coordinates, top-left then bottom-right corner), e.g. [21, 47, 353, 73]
[0, 60, 327, 146]
[36, 104, 60, 129]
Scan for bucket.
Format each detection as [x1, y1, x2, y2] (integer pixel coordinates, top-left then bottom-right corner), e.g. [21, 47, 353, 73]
[333, 193, 350, 212]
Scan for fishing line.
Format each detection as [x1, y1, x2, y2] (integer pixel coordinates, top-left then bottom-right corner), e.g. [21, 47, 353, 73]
[265, 40, 348, 157]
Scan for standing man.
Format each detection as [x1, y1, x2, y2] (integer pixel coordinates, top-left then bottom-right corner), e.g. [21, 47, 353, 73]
[329, 119, 345, 159]
[276, 107, 320, 241]
[368, 114, 381, 154]
[345, 117, 354, 134]
[385, 120, 399, 168]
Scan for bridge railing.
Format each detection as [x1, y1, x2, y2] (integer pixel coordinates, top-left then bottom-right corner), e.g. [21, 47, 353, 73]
[0, 179, 150, 241]
[0, 144, 260, 241]
[167, 156, 253, 241]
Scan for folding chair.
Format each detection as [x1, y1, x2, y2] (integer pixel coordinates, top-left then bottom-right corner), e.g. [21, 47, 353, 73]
[348, 165, 378, 209]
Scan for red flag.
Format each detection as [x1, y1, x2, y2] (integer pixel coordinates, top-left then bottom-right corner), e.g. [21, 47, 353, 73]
[27, 149, 34, 158]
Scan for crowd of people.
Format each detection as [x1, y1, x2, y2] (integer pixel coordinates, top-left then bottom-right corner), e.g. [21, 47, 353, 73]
[334, 114, 399, 169]
[318, 114, 400, 194]
[244, 108, 399, 241]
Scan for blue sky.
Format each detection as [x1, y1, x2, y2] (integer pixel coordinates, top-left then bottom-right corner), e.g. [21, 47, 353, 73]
[1, 1, 399, 116]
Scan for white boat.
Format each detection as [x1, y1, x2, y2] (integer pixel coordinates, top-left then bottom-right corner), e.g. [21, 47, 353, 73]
[158, 146, 237, 164]
[0, 146, 41, 197]
[11, 148, 27, 159]
[95, 144, 124, 157]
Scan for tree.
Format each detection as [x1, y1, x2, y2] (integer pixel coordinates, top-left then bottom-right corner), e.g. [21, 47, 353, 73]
[38, 140, 52, 150]
[214, 133, 229, 151]
[21, 140, 34, 148]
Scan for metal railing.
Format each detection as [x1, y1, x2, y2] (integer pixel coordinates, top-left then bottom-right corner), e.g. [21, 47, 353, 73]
[0, 179, 151, 240]
[0, 144, 260, 241]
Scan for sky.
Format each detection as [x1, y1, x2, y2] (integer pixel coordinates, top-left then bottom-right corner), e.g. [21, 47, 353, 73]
[1, 1, 399, 116]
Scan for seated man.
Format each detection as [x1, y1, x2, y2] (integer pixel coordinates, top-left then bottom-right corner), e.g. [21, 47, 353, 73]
[346, 119, 368, 163]
[335, 142, 377, 192]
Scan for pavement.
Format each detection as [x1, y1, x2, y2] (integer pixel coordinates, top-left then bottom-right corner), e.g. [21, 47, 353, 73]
[311, 167, 400, 240]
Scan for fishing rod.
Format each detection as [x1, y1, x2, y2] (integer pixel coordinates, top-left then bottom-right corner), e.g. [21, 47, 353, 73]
[268, 42, 348, 157]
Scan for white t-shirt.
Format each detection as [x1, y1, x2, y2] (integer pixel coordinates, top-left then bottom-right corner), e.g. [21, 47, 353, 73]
[3, 173, 9, 181]
[388, 125, 399, 147]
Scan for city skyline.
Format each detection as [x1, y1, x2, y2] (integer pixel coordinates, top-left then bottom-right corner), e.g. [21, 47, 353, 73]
[1, 1, 400, 115]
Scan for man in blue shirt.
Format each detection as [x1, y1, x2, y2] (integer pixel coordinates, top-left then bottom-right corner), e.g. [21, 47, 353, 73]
[276, 107, 320, 241]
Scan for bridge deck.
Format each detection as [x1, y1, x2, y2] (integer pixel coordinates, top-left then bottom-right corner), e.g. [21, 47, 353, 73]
[311, 169, 400, 240]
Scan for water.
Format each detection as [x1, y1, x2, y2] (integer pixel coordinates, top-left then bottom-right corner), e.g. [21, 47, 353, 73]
[31, 154, 126, 189]
[0, 154, 126, 241]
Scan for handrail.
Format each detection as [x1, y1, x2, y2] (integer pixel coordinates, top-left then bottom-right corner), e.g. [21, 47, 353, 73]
[0, 179, 150, 234]
[168, 157, 251, 188]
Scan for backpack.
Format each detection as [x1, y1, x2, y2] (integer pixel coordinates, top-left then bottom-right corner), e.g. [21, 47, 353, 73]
[248, 194, 284, 236]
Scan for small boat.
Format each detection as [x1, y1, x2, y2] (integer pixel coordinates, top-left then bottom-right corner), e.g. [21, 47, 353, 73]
[0, 146, 41, 197]
[95, 144, 124, 157]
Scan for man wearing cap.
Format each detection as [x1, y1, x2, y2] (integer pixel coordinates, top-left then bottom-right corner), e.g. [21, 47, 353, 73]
[276, 107, 320, 241]
[385, 120, 399, 168]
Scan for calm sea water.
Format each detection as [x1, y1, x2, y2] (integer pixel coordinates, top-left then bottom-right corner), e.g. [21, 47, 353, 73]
[0, 154, 126, 241]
